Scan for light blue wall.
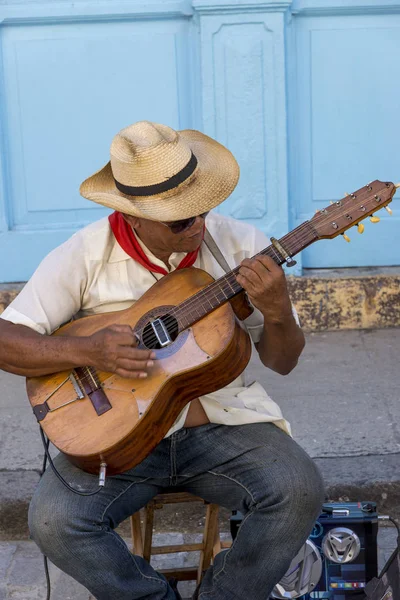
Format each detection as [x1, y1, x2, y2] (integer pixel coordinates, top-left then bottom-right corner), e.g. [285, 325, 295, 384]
[0, 0, 399, 282]
[289, 0, 400, 268]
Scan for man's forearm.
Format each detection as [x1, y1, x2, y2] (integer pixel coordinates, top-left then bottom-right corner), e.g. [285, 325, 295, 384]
[0, 320, 90, 377]
[256, 314, 305, 375]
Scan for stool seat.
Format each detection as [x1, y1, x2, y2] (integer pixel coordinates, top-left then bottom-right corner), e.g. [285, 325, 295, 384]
[130, 491, 231, 584]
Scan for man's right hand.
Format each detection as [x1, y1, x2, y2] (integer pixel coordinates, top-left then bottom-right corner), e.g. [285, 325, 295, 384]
[87, 324, 156, 379]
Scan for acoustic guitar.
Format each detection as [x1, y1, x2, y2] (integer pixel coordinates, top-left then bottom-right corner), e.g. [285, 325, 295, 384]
[26, 180, 397, 475]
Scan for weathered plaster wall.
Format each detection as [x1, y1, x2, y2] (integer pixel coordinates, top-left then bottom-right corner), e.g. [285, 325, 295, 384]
[287, 275, 400, 331]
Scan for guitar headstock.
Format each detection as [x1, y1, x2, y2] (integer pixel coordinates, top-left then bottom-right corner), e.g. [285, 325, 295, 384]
[311, 180, 397, 240]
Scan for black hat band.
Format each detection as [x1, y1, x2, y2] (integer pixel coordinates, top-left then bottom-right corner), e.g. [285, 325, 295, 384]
[114, 152, 198, 197]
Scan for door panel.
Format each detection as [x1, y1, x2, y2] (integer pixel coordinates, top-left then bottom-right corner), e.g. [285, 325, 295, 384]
[291, 14, 400, 267]
[0, 17, 193, 281]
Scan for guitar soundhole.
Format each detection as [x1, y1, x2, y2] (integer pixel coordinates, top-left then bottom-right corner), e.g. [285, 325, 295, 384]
[141, 314, 179, 349]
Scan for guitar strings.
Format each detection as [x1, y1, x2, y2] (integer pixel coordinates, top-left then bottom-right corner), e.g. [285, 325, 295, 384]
[90, 189, 394, 361]
[139, 213, 347, 344]
[139, 222, 315, 346]
[78, 190, 391, 379]
[139, 188, 391, 345]
[139, 204, 352, 344]
[139, 220, 325, 344]
[73, 189, 393, 384]
[139, 246, 284, 345]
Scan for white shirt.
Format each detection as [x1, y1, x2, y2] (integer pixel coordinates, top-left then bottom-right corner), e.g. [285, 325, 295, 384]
[1, 212, 297, 436]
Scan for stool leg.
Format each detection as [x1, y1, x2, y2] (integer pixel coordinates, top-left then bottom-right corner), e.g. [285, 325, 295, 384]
[213, 527, 222, 558]
[131, 513, 144, 557]
[143, 503, 155, 563]
[198, 503, 220, 584]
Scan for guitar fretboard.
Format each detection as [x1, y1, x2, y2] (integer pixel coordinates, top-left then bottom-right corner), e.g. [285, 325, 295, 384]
[170, 221, 318, 329]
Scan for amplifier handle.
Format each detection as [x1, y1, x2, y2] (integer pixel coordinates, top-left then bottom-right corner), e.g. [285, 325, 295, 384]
[321, 506, 351, 517]
[332, 509, 350, 517]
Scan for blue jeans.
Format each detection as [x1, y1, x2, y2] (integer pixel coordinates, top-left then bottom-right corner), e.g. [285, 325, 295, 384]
[29, 422, 324, 599]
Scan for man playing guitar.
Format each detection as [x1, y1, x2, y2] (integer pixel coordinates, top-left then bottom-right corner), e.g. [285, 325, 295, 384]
[0, 121, 324, 599]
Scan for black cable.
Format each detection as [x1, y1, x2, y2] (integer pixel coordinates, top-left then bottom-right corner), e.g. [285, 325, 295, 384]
[39, 432, 52, 600]
[378, 514, 400, 540]
[39, 427, 103, 497]
[377, 514, 400, 580]
[387, 516, 400, 538]
[39, 427, 104, 600]
[43, 554, 51, 600]
[41, 434, 50, 475]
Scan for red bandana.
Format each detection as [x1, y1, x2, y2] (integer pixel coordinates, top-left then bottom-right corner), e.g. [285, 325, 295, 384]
[108, 211, 202, 276]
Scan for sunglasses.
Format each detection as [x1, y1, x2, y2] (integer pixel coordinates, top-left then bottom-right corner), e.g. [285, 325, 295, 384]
[161, 212, 209, 234]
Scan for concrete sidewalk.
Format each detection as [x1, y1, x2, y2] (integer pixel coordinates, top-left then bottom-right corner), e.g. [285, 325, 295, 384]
[0, 528, 398, 600]
[1, 530, 397, 600]
[0, 328, 399, 597]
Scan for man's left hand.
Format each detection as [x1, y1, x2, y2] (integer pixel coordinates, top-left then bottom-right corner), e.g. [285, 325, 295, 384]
[236, 256, 293, 324]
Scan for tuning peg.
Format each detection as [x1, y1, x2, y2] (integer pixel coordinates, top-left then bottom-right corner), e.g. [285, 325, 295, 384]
[357, 223, 365, 234]
[385, 206, 393, 215]
[370, 215, 380, 223]
[344, 192, 350, 197]
[342, 233, 351, 242]
[330, 201, 333, 205]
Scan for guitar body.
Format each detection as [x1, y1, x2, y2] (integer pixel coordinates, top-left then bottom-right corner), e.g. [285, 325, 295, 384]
[26, 268, 252, 475]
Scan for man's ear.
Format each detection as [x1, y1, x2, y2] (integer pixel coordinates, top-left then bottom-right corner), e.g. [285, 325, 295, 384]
[121, 213, 141, 229]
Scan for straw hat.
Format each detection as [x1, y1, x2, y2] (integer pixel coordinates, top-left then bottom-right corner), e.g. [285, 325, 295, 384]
[80, 121, 240, 221]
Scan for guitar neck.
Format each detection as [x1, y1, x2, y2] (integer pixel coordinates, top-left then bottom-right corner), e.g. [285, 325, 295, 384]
[172, 220, 318, 329]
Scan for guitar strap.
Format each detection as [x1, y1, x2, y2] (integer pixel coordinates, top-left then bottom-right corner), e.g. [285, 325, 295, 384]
[203, 227, 253, 347]
[203, 228, 232, 275]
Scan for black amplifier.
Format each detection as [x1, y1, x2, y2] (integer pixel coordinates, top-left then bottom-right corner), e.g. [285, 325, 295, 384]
[230, 501, 379, 599]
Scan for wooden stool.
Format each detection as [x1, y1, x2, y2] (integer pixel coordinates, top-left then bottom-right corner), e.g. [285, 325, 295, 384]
[130, 491, 231, 584]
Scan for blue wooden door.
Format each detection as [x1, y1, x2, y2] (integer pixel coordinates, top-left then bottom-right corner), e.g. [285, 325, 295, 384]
[290, 12, 400, 268]
[2, 1, 400, 281]
[0, 7, 194, 282]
